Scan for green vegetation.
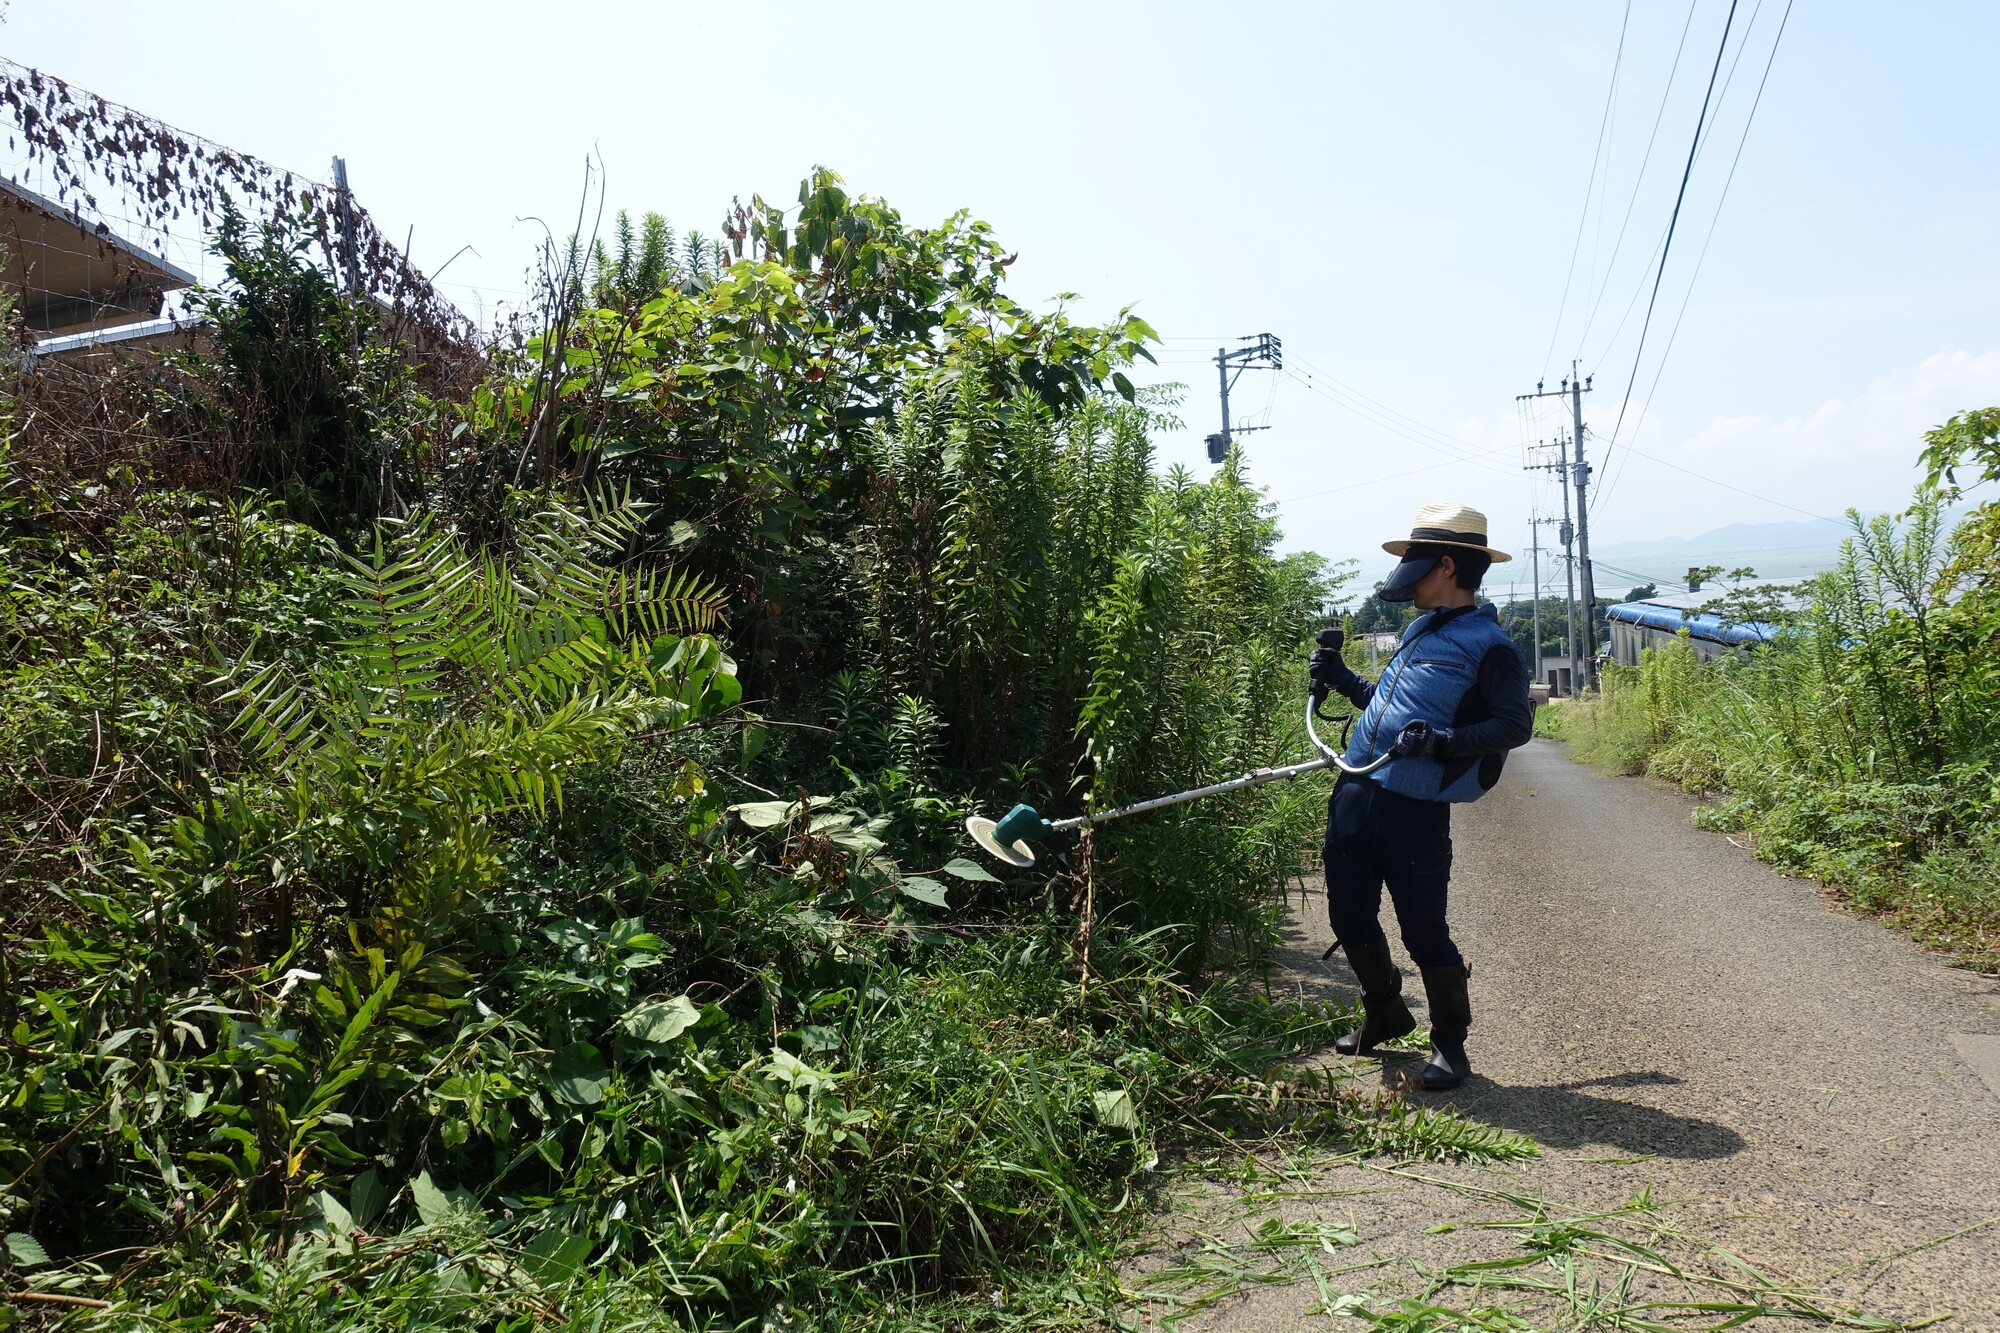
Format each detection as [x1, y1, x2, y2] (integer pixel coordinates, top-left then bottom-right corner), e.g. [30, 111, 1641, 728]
[1543, 414, 2000, 971]
[0, 175, 1525, 1329]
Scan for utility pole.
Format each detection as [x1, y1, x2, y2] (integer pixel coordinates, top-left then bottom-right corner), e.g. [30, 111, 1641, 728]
[1569, 367, 1598, 689]
[1529, 513, 1573, 692]
[1527, 518, 1543, 685]
[330, 156, 363, 298]
[1206, 333, 1283, 463]
[1517, 362, 1596, 688]
[1524, 435, 1580, 692]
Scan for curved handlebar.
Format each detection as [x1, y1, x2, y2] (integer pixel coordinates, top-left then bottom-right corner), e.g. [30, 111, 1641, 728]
[1306, 696, 1395, 776]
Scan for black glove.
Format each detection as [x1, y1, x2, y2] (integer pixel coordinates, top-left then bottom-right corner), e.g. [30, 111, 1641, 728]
[1308, 629, 1346, 706]
[1392, 719, 1449, 758]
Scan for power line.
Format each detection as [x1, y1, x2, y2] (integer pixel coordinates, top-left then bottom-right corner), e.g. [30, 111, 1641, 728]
[1598, 0, 1742, 482]
[1541, 0, 1633, 378]
[1597, 0, 1796, 511]
[1596, 439, 1833, 521]
[1287, 356, 1512, 464]
[1592, 558, 1689, 588]
[1285, 372, 1520, 477]
[1271, 440, 1526, 507]
[1580, 0, 1775, 376]
[1289, 356, 1473, 445]
[1584, 0, 1774, 378]
[1572, 0, 1701, 363]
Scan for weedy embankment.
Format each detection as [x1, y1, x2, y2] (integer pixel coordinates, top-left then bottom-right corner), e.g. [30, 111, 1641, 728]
[0, 176, 1525, 1331]
[1543, 411, 2000, 973]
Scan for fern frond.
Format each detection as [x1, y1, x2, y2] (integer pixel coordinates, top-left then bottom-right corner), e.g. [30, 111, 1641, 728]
[336, 519, 478, 718]
[496, 617, 616, 705]
[225, 659, 326, 765]
[574, 482, 651, 552]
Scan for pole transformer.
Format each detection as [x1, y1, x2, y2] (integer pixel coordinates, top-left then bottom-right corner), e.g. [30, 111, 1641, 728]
[1206, 333, 1283, 464]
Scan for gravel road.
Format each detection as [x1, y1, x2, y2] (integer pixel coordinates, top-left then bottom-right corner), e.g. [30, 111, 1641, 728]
[1158, 738, 2000, 1329]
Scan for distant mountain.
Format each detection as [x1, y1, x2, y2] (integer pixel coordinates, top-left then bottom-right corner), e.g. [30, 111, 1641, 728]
[1596, 516, 1857, 557]
[1589, 517, 1860, 584]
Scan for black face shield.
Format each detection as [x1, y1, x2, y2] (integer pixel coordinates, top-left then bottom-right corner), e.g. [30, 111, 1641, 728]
[1378, 554, 1440, 603]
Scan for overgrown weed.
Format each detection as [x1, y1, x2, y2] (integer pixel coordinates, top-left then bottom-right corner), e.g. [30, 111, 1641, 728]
[0, 187, 1528, 1330]
[1543, 468, 2000, 973]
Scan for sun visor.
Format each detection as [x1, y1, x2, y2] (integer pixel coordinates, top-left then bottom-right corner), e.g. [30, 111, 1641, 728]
[1378, 555, 1439, 604]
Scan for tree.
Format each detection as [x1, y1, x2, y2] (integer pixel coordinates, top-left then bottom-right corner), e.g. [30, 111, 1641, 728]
[1348, 587, 1419, 635]
[480, 168, 1159, 696]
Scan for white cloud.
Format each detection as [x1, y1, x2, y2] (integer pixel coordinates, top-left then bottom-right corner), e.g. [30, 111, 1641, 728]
[1678, 350, 2000, 470]
[1259, 353, 2000, 579]
[1591, 350, 2000, 537]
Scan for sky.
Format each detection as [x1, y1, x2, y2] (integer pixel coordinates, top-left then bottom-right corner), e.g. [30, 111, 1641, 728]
[4, 0, 1996, 594]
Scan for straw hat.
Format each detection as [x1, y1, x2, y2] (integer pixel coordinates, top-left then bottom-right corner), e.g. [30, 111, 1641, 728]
[1382, 503, 1512, 563]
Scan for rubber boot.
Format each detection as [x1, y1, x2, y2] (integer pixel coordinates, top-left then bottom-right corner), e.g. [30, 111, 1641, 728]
[1418, 963, 1473, 1091]
[1334, 933, 1417, 1056]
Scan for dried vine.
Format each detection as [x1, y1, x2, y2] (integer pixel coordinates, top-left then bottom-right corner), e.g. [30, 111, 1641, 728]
[0, 57, 475, 355]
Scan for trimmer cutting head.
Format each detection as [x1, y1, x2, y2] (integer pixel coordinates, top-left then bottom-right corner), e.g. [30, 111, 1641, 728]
[966, 816, 1036, 868]
[965, 802, 1054, 868]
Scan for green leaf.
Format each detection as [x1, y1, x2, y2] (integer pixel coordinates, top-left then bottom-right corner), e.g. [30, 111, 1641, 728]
[649, 634, 685, 673]
[827, 827, 885, 855]
[1092, 1089, 1136, 1129]
[5, 1232, 50, 1268]
[899, 876, 948, 907]
[607, 917, 663, 954]
[730, 799, 796, 829]
[741, 723, 768, 766]
[519, 1230, 595, 1285]
[940, 857, 999, 883]
[700, 670, 743, 713]
[766, 1047, 838, 1093]
[308, 1189, 354, 1236]
[619, 995, 701, 1048]
[550, 1041, 611, 1105]
[411, 1170, 482, 1227]
[350, 1168, 390, 1227]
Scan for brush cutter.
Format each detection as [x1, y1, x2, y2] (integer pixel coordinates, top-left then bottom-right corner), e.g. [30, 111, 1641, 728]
[965, 630, 1391, 868]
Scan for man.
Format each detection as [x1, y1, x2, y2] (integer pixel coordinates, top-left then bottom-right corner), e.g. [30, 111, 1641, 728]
[1309, 503, 1533, 1091]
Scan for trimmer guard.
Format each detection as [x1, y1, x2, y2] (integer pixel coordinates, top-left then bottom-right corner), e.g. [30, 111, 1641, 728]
[965, 816, 1037, 868]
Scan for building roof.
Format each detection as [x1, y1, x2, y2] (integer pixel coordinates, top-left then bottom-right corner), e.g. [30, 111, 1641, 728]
[1604, 599, 1780, 647]
[0, 176, 196, 336]
[25, 312, 202, 363]
[1604, 578, 1814, 648]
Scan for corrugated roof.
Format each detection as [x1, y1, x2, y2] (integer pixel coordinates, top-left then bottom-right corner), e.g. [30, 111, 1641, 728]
[1604, 600, 1779, 647]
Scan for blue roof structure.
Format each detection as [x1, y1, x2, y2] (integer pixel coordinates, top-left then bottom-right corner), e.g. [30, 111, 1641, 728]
[1604, 600, 1778, 648]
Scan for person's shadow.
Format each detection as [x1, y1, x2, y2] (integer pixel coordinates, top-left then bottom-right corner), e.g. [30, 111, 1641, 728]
[1376, 1063, 1746, 1159]
[1278, 913, 1745, 1160]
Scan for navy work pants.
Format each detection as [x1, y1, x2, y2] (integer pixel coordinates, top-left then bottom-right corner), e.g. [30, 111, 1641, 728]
[1321, 777, 1463, 971]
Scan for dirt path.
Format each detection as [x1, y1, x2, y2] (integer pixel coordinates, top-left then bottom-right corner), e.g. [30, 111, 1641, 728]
[1154, 739, 2000, 1328]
